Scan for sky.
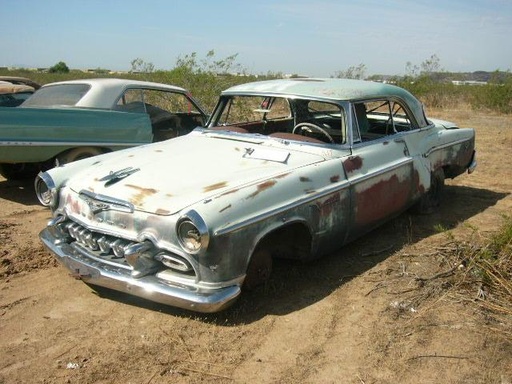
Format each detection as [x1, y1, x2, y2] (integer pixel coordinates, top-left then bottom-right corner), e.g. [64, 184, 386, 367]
[2, 0, 511, 77]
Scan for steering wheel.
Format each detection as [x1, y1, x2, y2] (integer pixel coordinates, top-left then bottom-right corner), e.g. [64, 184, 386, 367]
[292, 122, 334, 143]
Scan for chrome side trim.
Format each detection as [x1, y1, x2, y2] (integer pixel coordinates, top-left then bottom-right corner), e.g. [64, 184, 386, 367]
[214, 179, 351, 236]
[424, 137, 472, 158]
[347, 157, 413, 185]
[0, 141, 147, 147]
[215, 157, 412, 237]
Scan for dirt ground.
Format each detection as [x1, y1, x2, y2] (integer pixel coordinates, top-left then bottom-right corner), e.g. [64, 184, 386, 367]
[1, 108, 511, 384]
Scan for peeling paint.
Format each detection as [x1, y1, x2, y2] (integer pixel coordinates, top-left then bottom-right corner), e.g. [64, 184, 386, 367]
[354, 174, 410, 225]
[125, 184, 158, 206]
[330, 175, 340, 183]
[343, 156, 363, 173]
[246, 179, 277, 199]
[204, 181, 228, 193]
[317, 193, 341, 217]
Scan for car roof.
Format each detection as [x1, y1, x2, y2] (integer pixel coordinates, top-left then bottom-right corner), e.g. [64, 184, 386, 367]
[224, 78, 412, 101]
[222, 78, 427, 127]
[0, 82, 35, 94]
[38, 78, 188, 109]
[0, 76, 41, 90]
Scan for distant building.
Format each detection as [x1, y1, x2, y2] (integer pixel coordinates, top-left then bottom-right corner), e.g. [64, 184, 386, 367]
[452, 80, 487, 86]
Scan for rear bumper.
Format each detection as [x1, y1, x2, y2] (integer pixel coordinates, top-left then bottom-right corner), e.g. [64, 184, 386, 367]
[39, 228, 241, 313]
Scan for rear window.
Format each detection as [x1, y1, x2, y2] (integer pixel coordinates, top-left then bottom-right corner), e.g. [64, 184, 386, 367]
[22, 84, 91, 107]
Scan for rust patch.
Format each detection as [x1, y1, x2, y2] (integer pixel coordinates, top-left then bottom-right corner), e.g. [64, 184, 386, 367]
[414, 169, 425, 196]
[247, 179, 277, 199]
[204, 181, 228, 193]
[275, 172, 291, 179]
[330, 174, 340, 183]
[219, 204, 232, 213]
[125, 184, 158, 206]
[300, 176, 312, 182]
[317, 193, 341, 217]
[354, 174, 410, 225]
[155, 208, 171, 215]
[343, 156, 363, 173]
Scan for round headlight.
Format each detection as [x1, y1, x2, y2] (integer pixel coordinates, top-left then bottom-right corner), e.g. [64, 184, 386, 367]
[35, 172, 57, 207]
[176, 211, 209, 254]
[178, 221, 202, 252]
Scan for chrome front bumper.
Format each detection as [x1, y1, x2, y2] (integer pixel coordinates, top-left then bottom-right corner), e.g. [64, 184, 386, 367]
[39, 228, 241, 313]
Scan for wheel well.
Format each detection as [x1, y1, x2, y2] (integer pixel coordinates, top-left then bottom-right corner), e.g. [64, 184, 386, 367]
[55, 146, 110, 165]
[255, 222, 312, 260]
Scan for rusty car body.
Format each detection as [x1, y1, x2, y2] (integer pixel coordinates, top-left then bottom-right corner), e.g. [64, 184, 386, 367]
[37, 78, 476, 312]
[0, 76, 41, 107]
[0, 78, 206, 180]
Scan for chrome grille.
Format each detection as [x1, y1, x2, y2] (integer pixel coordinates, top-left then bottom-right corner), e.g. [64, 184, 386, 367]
[54, 219, 195, 276]
[65, 221, 134, 258]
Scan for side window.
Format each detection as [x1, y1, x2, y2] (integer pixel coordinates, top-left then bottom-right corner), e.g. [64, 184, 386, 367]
[143, 89, 196, 114]
[116, 89, 145, 112]
[117, 89, 204, 142]
[117, 89, 201, 116]
[353, 99, 414, 142]
[265, 97, 291, 120]
[388, 101, 413, 132]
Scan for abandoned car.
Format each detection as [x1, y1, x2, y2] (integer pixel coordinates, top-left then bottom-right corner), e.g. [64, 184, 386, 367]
[37, 78, 476, 313]
[0, 76, 41, 107]
[0, 78, 207, 180]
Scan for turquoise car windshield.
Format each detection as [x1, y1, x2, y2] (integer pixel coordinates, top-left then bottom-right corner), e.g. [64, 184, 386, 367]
[22, 84, 91, 107]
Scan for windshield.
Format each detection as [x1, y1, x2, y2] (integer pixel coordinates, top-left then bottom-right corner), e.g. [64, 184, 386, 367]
[209, 95, 346, 144]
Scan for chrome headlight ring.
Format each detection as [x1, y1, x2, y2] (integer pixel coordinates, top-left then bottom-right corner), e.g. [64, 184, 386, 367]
[35, 172, 58, 207]
[176, 210, 209, 254]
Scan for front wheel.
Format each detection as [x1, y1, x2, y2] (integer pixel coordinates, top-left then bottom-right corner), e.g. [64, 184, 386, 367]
[56, 147, 104, 166]
[243, 248, 272, 290]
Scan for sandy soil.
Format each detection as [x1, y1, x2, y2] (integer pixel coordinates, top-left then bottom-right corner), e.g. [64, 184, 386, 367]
[1, 109, 511, 384]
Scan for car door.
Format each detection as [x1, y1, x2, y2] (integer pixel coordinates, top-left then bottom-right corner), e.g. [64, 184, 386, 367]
[343, 100, 416, 241]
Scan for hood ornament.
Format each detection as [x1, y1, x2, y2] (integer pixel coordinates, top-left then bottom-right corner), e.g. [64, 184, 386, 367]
[100, 167, 140, 187]
[79, 190, 134, 214]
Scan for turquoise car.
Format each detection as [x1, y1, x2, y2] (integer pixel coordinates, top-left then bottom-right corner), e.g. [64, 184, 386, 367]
[0, 78, 207, 180]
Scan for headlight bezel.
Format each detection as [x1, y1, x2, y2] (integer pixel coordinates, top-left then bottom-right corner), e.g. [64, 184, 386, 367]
[176, 210, 209, 254]
[35, 172, 58, 207]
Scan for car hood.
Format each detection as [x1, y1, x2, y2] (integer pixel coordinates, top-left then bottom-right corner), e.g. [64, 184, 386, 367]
[66, 131, 327, 215]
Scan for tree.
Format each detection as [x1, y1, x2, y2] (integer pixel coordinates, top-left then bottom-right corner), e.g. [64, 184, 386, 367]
[175, 50, 243, 75]
[130, 58, 155, 73]
[332, 64, 367, 79]
[420, 54, 442, 76]
[48, 61, 70, 73]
